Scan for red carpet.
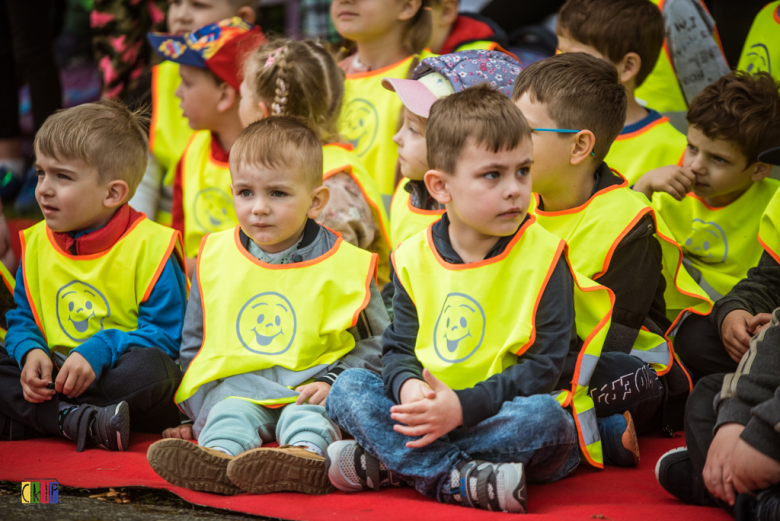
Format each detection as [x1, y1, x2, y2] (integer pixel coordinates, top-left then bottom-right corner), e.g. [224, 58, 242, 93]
[0, 433, 730, 520]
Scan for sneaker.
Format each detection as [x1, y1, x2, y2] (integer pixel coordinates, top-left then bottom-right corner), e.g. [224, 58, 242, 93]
[226, 445, 334, 495]
[598, 411, 640, 467]
[61, 402, 130, 452]
[451, 460, 527, 513]
[735, 489, 780, 521]
[147, 438, 240, 495]
[325, 440, 404, 492]
[655, 446, 715, 506]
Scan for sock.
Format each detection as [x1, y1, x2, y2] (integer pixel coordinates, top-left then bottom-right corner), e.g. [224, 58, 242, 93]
[293, 441, 323, 457]
[209, 446, 235, 457]
[58, 404, 78, 436]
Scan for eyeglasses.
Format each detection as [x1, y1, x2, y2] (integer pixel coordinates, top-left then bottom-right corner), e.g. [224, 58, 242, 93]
[532, 128, 596, 156]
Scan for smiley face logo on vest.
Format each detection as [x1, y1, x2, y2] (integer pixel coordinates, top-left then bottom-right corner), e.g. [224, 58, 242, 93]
[433, 293, 486, 364]
[193, 188, 236, 232]
[341, 99, 378, 157]
[684, 218, 728, 264]
[56, 281, 110, 343]
[743, 43, 771, 75]
[236, 292, 297, 355]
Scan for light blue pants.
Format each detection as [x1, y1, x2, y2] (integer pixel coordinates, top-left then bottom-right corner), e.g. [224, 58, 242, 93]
[198, 398, 341, 457]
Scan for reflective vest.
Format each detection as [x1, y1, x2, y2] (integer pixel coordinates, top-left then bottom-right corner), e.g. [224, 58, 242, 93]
[323, 143, 391, 287]
[758, 187, 780, 264]
[393, 219, 615, 468]
[0, 261, 15, 342]
[653, 179, 780, 300]
[176, 226, 377, 407]
[340, 51, 435, 199]
[737, 1, 780, 82]
[390, 178, 444, 249]
[150, 61, 195, 226]
[20, 218, 182, 355]
[532, 175, 712, 375]
[604, 116, 687, 185]
[180, 130, 237, 258]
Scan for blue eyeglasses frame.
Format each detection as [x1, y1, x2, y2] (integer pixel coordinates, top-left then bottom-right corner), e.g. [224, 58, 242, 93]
[532, 128, 596, 156]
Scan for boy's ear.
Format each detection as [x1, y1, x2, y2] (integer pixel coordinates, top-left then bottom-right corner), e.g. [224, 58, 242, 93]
[104, 180, 130, 209]
[437, 0, 459, 25]
[424, 169, 452, 205]
[398, 0, 423, 22]
[570, 130, 597, 166]
[217, 83, 239, 113]
[307, 185, 331, 219]
[751, 162, 772, 182]
[237, 6, 256, 25]
[617, 52, 642, 85]
[258, 101, 271, 119]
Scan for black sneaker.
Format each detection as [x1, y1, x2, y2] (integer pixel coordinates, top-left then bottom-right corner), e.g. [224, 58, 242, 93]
[735, 489, 780, 521]
[655, 447, 714, 506]
[61, 402, 130, 452]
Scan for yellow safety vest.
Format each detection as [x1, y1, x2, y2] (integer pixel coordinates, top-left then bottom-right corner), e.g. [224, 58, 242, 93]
[323, 143, 391, 287]
[532, 178, 712, 375]
[20, 218, 182, 355]
[604, 116, 687, 185]
[653, 179, 780, 300]
[340, 51, 435, 200]
[737, 1, 780, 81]
[150, 62, 195, 226]
[759, 187, 780, 264]
[176, 226, 377, 407]
[394, 219, 615, 468]
[180, 130, 237, 258]
[390, 178, 445, 249]
[0, 261, 15, 341]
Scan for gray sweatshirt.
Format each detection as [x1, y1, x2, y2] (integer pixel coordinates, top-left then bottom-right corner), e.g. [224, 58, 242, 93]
[179, 220, 388, 436]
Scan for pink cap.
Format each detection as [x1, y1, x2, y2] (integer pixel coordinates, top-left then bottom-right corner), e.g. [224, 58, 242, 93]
[382, 77, 439, 118]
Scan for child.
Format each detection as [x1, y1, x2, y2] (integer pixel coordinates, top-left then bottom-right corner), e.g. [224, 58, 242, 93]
[738, 1, 780, 82]
[0, 100, 188, 450]
[428, 0, 509, 55]
[513, 53, 711, 435]
[332, 0, 432, 202]
[147, 117, 389, 495]
[556, 0, 687, 185]
[238, 39, 393, 287]
[148, 18, 264, 274]
[635, 71, 780, 302]
[132, 1, 262, 226]
[673, 146, 780, 382]
[324, 85, 633, 513]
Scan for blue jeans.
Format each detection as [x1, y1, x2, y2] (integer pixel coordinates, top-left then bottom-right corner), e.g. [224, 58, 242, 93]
[326, 369, 580, 504]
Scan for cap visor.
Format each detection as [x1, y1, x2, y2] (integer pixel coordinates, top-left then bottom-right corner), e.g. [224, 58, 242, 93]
[759, 146, 780, 166]
[148, 33, 206, 68]
[382, 78, 438, 118]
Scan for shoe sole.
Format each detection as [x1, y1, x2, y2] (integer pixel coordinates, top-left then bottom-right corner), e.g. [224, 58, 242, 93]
[147, 439, 240, 495]
[227, 449, 335, 495]
[114, 402, 130, 452]
[655, 446, 688, 482]
[622, 411, 640, 466]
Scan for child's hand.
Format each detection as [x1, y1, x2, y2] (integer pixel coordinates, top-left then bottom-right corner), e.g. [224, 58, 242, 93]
[704, 423, 744, 506]
[295, 381, 331, 406]
[748, 313, 772, 336]
[20, 349, 55, 403]
[390, 369, 463, 449]
[162, 423, 194, 440]
[55, 352, 96, 399]
[634, 165, 696, 201]
[721, 310, 754, 362]
[731, 437, 780, 494]
[399, 378, 434, 405]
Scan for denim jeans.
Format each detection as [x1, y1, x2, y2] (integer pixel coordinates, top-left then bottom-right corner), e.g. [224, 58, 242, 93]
[326, 368, 581, 504]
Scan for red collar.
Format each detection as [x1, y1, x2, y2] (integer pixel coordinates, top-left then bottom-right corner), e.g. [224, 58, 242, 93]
[440, 15, 497, 55]
[50, 204, 144, 255]
[210, 132, 230, 163]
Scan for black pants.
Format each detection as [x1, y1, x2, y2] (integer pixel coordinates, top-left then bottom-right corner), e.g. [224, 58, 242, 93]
[0, 346, 183, 439]
[0, 0, 62, 139]
[675, 313, 738, 385]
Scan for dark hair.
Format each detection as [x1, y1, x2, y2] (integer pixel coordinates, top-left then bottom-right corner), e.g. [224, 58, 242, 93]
[512, 53, 627, 163]
[557, 0, 664, 87]
[687, 71, 780, 165]
[427, 83, 531, 174]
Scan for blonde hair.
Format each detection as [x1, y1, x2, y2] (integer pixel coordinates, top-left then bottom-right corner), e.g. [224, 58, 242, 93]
[34, 98, 149, 191]
[231, 116, 323, 188]
[243, 39, 344, 144]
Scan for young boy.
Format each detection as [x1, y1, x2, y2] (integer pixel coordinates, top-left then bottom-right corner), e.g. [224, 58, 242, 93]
[132, 0, 261, 225]
[0, 100, 188, 450]
[635, 71, 780, 302]
[324, 85, 630, 513]
[513, 53, 712, 435]
[428, 0, 510, 55]
[556, 0, 687, 185]
[148, 18, 264, 274]
[146, 117, 389, 496]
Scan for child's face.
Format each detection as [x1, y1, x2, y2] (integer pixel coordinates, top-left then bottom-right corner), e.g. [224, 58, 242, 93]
[231, 162, 327, 253]
[514, 93, 574, 197]
[167, 0, 242, 35]
[331, 0, 412, 43]
[34, 151, 117, 233]
[393, 109, 428, 181]
[176, 65, 223, 130]
[684, 125, 767, 206]
[238, 77, 264, 128]
[433, 139, 533, 238]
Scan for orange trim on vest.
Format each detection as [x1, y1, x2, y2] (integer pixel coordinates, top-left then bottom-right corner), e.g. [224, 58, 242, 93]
[687, 191, 747, 211]
[533, 170, 629, 217]
[141, 232, 181, 303]
[19, 231, 47, 344]
[594, 207, 654, 280]
[614, 116, 670, 141]
[149, 66, 160, 152]
[759, 235, 780, 264]
[233, 225, 344, 270]
[407, 196, 446, 216]
[775, 4, 780, 24]
[351, 253, 378, 328]
[328, 142, 354, 152]
[44, 216, 145, 261]
[345, 54, 415, 80]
